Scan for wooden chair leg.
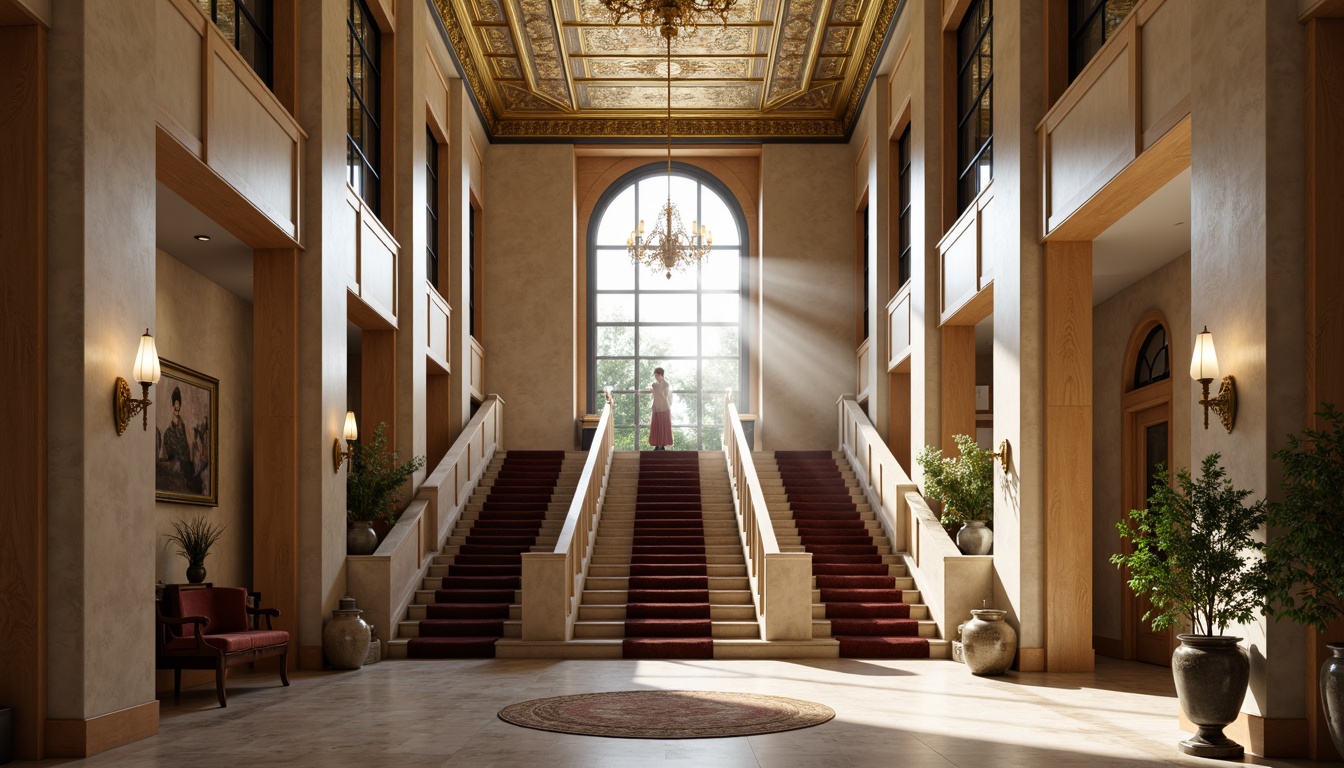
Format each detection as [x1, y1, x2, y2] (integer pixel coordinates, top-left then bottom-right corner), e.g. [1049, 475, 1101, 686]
[173, 669, 182, 700]
[215, 659, 228, 707]
[279, 650, 290, 687]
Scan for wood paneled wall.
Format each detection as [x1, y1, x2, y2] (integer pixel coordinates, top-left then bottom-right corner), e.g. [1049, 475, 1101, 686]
[0, 19, 46, 760]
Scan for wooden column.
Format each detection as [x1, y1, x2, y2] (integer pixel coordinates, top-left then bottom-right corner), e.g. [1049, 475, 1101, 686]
[361, 329, 397, 444]
[940, 325, 977, 453]
[253, 248, 300, 663]
[1305, 16, 1344, 763]
[0, 19, 46, 760]
[1044, 240, 1094, 672]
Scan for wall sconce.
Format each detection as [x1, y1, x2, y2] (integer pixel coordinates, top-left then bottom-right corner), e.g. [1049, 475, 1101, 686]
[992, 439, 1010, 471]
[333, 411, 359, 473]
[1189, 326, 1236, 433]
[113, 329, 161, 435]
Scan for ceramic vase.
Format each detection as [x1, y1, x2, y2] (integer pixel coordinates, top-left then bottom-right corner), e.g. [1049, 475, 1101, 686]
[186, 563, 207, 584]
[961, 608, 1016, 676]
[347, 520, 378, 555]
[1172, 634, 1250, 759]
[1323, 643, 1344, 759]
[956, 521, 993, 555]
[323, 596, 371, 670]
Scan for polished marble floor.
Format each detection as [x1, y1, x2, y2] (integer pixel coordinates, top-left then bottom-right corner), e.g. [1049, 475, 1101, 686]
[19, 657, 1342, 767]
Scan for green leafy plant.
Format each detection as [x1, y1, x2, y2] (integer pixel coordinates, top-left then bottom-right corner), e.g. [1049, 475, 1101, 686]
[916, 434, 994, 525]
[166, 516, 226, 566]
[1262, 404, 1344, 632]
[1112, 454, 1266, 636]
[346, 422, 426, 525]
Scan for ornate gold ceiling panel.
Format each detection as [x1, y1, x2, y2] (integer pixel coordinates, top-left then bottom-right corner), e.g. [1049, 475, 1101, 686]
[430, 0, 899, 140]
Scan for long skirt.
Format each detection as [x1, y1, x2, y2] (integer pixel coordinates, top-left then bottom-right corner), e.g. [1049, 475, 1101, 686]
[649, 409, 673, 447]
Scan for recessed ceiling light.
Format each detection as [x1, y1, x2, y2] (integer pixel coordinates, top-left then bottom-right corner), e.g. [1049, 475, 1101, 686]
[193, 234, 212, 242]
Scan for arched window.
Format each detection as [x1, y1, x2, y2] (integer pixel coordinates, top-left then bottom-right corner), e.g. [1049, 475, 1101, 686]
[588, 163, 748, 451]
[1132, 324, 1169, 389]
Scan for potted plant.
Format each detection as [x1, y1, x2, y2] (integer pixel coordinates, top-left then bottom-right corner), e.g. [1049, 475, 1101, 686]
[1262, 404, 1344, 757]
[916, 434, 994, 555]
[1112, 454, 1266, 760]
[166, 516, 226, 584]
[346, 422, 425, 555]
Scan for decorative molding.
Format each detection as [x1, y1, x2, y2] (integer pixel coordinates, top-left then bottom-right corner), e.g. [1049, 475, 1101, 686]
[493, 115, 846, 138]
[45, 702, 159, 758]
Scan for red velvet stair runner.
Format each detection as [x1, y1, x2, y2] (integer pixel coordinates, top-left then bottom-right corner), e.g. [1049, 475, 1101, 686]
[622, 451, 714, 659]
[775, 451, 930, 659]
[406, 450, 565, 658]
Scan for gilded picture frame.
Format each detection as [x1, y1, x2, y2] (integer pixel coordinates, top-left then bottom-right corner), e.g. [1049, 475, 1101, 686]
[154, 360, 219, 506]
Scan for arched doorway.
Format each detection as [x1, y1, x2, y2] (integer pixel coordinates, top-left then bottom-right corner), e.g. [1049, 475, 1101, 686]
[586, 162, 749, 451]
[1120, 311, 1174, 666]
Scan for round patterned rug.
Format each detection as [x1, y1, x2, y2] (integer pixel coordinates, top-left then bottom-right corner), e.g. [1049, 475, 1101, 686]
[498, 690, 835, 739]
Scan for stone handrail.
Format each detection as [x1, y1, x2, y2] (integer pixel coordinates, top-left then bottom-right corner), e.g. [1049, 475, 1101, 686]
[724, 398, 812, 640]
[347, 394, 504, 654]
[835, 395, 992, 642]
[520, 398, 614, 640]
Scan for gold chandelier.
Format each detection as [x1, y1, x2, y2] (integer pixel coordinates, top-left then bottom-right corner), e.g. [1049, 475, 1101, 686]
[605, 0, 736, 278]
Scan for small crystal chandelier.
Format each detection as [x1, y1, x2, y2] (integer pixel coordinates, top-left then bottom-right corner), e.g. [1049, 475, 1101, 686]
[600, 0, 737, 37]
[624, 27, 715, 279]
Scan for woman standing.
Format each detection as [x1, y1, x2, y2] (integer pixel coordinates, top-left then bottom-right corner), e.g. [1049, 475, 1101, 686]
[647, 367, 673, 450]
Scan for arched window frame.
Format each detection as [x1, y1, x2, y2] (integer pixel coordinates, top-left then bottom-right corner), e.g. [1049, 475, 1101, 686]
[586, 162, 751, 450]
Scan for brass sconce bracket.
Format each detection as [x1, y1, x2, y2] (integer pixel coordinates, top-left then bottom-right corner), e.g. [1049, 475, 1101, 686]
[333, 437, 353, 474]
[992, 439, 1010, 471]
[1198, 375, 1237, 433]
[113, 377, 153, 435]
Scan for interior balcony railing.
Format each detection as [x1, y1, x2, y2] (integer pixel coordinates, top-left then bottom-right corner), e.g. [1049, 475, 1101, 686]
[836, 395, 992, 643]
[518, 395, 615, 641]
[724, 395, 813, 640]
[347, 394, 504, 656]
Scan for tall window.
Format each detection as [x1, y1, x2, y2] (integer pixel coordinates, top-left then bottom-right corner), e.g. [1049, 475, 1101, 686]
[1133, 324, 1169, 389]
[589, 165, 748, 452]
[896, 125, 912, 288]
[198, 0, 273, 88]
[1070, 0, 1137, 80]
[347, 0, 381, 215]
[469, 203, 479, 338]
[861, 202, 870, 341]
[426, 127, 440, 290]
[956, 0, 993, 214]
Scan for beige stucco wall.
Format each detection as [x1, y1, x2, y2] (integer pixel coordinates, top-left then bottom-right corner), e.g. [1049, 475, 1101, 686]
[759, 143, 855, 449]
[1091, 252, 1190, 643]
[154, 250, 254, 588]
[483, 144, 577, 449]
[45, 0, 158, 720]
[1190, 0, 1306, 720]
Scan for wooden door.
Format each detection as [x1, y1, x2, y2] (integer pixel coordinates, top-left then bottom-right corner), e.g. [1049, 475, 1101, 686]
[1125, 401, 1174, 666]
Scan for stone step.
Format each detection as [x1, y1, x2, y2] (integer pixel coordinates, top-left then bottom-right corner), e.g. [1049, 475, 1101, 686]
[582, 575, 751, 591]
[572, 620, 760, 640]
[587, 563, 747, 578]
[581, 589, 754, 606]
[576, 603, 756, 622]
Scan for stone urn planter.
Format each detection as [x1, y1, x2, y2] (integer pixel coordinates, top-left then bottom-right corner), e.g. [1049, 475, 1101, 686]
[323, 596, 372, 670]
[961, 608, 1016, 676]
[1324, 643, 1344, 759]
[1172, 634, 1250, 759]
[955, 521, 993, 555]
[347, 520, 378, 555]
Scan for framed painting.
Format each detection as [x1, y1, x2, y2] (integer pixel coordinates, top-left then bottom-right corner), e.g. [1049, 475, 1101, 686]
[155, 360, 219, 506]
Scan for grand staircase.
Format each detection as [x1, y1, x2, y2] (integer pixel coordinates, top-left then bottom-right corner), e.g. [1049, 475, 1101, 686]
[757, 450, 946, 659]
[389, 450, 582, 658]
[569, 451, 758, 657]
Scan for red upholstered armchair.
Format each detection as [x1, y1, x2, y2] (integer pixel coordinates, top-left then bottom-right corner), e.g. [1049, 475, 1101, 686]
[156, 586, 290, 706]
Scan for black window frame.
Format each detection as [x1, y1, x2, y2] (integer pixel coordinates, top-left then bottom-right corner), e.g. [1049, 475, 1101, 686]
[586, 162, 751, 452]
[347, 0, 382, 216]
[1133, 324, 1170, 390]
[896, 124, 912, 288]
[1068, 0, 1136, 81]
[426, 126, 441, 290]
[956, 0, 993, 214]
[200, 0, 274, 89]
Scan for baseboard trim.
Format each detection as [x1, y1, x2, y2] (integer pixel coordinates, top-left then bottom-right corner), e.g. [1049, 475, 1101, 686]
[1016, 647, 1046, 672]
[45, 700, 159, 758]
[1178, 710, 1308, 758]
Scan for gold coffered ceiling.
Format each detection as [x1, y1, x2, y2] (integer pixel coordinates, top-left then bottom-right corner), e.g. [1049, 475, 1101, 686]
[431, 0, 900, 139]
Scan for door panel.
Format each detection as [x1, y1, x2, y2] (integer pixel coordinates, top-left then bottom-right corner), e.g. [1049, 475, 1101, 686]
[1128, 403, 1173, 667]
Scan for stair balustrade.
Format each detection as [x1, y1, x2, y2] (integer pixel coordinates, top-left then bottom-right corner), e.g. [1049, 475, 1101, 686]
[519, 398, 614, 640]
[836, 395, 993, 643]
[724, 399, 813, 641]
